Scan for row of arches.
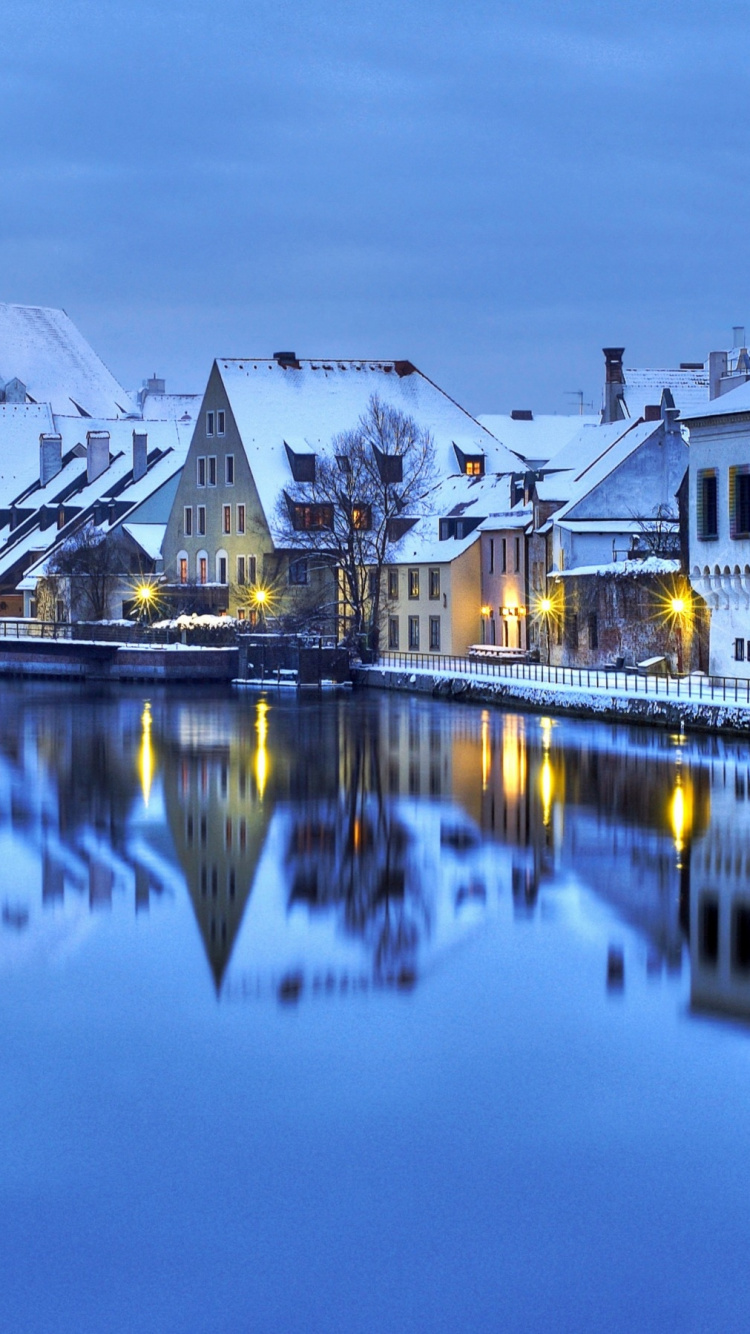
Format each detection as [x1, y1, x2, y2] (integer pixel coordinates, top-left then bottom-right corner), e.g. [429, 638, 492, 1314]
[176, 549, 229, 585]
[690, 564, 750, 609]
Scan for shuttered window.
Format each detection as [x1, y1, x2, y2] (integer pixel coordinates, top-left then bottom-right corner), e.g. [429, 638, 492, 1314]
[730, 466, 750, 539]
[697, 469, 718, 540]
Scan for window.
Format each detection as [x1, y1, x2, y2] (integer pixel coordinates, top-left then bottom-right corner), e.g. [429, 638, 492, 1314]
[408, 616, 420, 649]
[197, 456, 206, 487]
[248, 555, 257, 583]
[352, 504, 371, 530]
[206, 411, 214, 437]
[237, 503, 245, 534]
[408, 569, 419, 599]
[184, 506, 193, 536]
[179, 557, 188, 585]
[217, 410, 226, 437]
[429, 569, 440, 600]
[515, 537, 521, 572]
[291, 503, 333, 530]
[388, 616, 399, 649]
[208, 456, 217, 487]
[489, 538, 494, 574]
[237, 556, 246, 586]
[464, 458, 484, 477]
[218, 556, 227, 585]
[588, 613, 598, 650]
[733, 905, 750, 973]
[730, 466, 750, 538]
[700, 895, 719, 965]
[566, 612, 578, 649]
[223, 505, 231, 535]
[237, 608, 246, 621]
[429, 616, 441, 651]
[388, 569, 399, 600]
[501, 538, 507, 573]
[697, 469, 718, 540]
[736, 638, 745, 662]
[199, 557, 207, 585]
[225, 453, 234, 484]
[198, 505, 206, 536]
[289, 557, 308, 585]
[368, 571, 379, 600]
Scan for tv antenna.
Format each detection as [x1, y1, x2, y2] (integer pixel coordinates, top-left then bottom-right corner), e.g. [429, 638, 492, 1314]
[565, 390, 595, 415]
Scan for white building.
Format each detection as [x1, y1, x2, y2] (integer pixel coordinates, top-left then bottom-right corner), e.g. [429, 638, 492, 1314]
[685, 379, 750, 676]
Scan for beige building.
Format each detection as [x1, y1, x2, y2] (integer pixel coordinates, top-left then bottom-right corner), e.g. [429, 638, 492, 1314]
[161, 353, 521, 627]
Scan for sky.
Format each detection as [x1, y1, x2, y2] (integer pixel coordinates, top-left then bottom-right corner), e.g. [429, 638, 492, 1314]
[3, 0, 750, 416]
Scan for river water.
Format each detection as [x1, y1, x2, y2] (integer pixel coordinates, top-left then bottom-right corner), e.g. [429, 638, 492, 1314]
[0, 682, 748, 1333]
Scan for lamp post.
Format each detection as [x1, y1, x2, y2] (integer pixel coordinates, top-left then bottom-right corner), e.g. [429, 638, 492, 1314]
[670, 596, 686, 674]
[539, 596, 552, 666]
[134, 582, 156, 625]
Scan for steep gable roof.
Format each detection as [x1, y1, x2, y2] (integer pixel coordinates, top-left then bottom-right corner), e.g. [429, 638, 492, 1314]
[215, 358, 523, 542]
[0, 304, 135, 418]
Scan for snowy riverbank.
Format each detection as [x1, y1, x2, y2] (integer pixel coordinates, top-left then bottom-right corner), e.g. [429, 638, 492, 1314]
[357, 664, 750, 734]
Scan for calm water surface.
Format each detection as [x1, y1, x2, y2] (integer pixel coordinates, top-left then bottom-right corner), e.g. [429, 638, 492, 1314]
[0, 682, 749, 1333]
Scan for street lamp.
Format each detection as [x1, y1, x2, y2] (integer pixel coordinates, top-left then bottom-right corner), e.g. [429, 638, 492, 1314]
[134, 582, 157, 623]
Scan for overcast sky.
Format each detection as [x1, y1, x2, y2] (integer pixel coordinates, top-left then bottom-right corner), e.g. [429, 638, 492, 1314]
[3, 0, 749, 415]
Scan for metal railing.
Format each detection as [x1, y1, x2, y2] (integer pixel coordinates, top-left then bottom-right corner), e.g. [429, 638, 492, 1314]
[374, 650, 750, 707]
[0, 619, 75, 640]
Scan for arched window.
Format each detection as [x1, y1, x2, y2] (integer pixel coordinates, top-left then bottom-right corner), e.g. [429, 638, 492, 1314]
[177, 550, 189, 585]
[216, 549, 228, 585]
[197, 550, 208, 585]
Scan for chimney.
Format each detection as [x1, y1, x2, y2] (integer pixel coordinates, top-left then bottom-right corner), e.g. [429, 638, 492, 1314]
[39, 433, 62, 487]
[602, 348, 626, 424]
[733, 326, 745, 348]
[132, 430, 148, 482]
[86, 430, 110, 484]
[709, 350, 727, 399]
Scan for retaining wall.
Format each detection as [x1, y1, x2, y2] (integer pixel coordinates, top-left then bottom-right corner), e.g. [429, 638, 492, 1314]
[356, 666, 750, 735]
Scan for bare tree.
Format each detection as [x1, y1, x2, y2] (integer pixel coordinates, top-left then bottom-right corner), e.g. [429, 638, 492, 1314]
[45, 521, 128, 621]
[275, 395, 437, 652]
[632, 503, 680, 558]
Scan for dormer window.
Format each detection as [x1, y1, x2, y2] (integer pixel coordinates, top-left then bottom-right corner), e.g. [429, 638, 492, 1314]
[372, 445, 403, 484]
[284, 442, 316, 483]
[291, 502, 334, 531]
[453, 443, 485, 476]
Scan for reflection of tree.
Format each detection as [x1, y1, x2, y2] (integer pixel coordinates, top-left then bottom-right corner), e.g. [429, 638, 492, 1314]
[286, 713, 430, 983]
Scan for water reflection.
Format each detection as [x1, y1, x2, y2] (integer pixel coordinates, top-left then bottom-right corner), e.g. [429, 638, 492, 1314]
[5, 683, 750, 1021]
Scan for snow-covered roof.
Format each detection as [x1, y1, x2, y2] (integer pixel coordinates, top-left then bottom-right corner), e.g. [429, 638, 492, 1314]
[139, 392, 201, 423]
[0, 304, 135, 418]
[553, 517, 678, 535]
[681, 376, 750, 422]
[216, 358, 523, 543]
[552, 557, 680, 579]
[477, 413, 598, 465]
[5, 416, 190, 586]
[0, 403, 55, 501]
[621, 366, 709, 421]
[385, 473, 528, 564]
[122, 523, 167, 561]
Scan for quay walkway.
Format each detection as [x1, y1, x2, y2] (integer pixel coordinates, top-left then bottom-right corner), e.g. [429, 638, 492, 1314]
[359, 651, 750, 733]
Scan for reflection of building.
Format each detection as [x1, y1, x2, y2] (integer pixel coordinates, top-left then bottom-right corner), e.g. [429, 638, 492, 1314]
[688, 754, 750, 1019]
[0, 687, 175, 969]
